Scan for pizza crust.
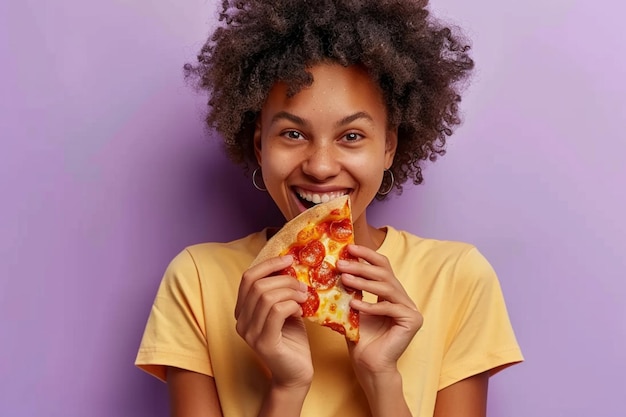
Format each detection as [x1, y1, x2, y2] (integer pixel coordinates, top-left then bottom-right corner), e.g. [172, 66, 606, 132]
[249, 195, 360, 342]
[251, 195, 351, 267]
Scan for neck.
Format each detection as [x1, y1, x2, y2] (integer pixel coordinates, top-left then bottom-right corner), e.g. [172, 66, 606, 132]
[352, 212, 386, 250]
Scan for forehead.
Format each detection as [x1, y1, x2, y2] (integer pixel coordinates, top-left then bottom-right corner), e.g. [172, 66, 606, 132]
[261, 63, 388, 121]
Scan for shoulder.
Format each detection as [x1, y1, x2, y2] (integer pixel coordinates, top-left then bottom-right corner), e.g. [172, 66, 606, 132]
[384, 226, 478, 264]
[384, 226, 497, 287]
[162, 230, 268, 284]
[178, 230, 267, 266]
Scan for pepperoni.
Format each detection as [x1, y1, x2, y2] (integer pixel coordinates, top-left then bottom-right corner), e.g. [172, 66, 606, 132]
[329, 218, 353, 241]
[315, 220, 330, 236]
[339, 245, 357, 261]
[310, 261, 340, 290]
[322, 321, 346, 336]
[280, 266, 297, 278]
[299, 240, 325, 267]
[285, 245, 303, 258]
[349, 307, 359, 329]
[297, 226, 316, 243]
[300, 286, 320, 317]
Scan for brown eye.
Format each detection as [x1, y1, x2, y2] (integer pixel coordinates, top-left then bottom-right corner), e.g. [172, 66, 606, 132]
[284, 130, 303, 140]
[343, 132, 362, 142]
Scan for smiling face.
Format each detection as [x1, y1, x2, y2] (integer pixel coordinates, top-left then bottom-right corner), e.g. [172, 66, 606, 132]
[254, 63, 397, 244]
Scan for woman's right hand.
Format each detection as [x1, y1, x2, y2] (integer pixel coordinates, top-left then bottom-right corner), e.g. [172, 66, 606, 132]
[235, 255, 314, 389]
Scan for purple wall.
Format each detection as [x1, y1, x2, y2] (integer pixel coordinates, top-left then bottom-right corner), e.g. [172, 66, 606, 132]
[1, 1, 624, 416]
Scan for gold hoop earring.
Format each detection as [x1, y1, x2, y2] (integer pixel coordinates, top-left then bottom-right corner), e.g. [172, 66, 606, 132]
[252, 168, 267, 192]
[377, 169, 394, 196]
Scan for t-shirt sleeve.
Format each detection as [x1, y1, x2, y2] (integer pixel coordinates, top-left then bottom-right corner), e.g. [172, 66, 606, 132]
[135, 249, 213, 382]
[438, 247, 523, 390]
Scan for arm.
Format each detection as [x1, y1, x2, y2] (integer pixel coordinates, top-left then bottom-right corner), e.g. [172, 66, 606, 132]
[355, 359, 490, 417]
[353, 369, 412, 417]
[433, 247, 520, 416]
[167, 366, 310, 417]
[167, 367, 223, 417]
[235, 255, 313, 416]
[433, 372, 489, 417]
[166, 254, 313, 417]
[338, 245, 423, 417]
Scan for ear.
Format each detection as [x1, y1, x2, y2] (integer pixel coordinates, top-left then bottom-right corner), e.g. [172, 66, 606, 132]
[253, 119, 262, 165]
[384, 128, 398, 169]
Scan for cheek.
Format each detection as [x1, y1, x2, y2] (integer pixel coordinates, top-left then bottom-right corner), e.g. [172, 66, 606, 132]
[365, 171, 385, 195]
[350, 153, 386, 183]
[261, 149, 294, 184]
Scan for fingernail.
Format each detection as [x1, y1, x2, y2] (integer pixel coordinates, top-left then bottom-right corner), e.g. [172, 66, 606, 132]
[337, 260, 348, 267]
[350, 299, 363, 308]
[282, 254, 293, 263]
[299, 281, 308, 292]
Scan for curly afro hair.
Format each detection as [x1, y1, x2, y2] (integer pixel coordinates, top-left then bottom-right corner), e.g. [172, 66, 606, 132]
[184, 0, 474, 199]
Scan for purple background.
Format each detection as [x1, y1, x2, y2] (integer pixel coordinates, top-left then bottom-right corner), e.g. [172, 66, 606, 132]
[1, 1, 624, 416]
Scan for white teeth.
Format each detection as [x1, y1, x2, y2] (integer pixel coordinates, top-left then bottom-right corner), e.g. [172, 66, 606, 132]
[296, 189, 346, 204]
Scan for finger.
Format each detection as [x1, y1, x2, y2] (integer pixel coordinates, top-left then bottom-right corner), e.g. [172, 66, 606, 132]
[239, 300, 302, 346]
[235, 255, 294, 318]
[238, 282, 308, 340]
[240, 300, 302, 351]
[336, 258, 388, 282]
[236, 275, 306, 332]
[341, 273, 416, 308]
[336, 245, 394, 282]
[345, 244, 391, 268]
[256, 300, 305, 348]
[351, 298, 423, 330]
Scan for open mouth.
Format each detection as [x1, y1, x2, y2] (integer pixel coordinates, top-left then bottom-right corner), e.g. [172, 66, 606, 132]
[294, 188, 348, 210]
[297, 194, 317, 209]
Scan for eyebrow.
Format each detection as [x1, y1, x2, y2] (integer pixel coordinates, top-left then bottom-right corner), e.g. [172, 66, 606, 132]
[336, 111, 374, 127]
[270, 111, 374, 127]
[271, 111, 309, 127]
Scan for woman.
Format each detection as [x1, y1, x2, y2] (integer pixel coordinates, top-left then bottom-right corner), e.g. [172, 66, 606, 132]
[136, 1, 523, 416]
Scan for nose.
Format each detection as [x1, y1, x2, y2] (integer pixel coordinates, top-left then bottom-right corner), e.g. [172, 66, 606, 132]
[301, 142, 340, 181]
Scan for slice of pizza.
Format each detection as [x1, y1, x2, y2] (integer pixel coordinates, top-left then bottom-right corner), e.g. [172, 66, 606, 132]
[250, 195, 361, 342]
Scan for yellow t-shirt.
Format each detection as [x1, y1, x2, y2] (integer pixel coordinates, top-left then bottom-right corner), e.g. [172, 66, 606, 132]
[135, 226, 523, 417]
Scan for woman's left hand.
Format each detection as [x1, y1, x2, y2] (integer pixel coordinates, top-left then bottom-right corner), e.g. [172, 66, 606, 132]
[337, 244, 423, 376]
